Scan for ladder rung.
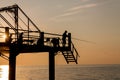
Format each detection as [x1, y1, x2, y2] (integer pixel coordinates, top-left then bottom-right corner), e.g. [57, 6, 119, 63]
[68, 60, 75, 62]
[63, 53, 73, 55]
[67, 59, 75, 60]
[67, 56, 73, 57]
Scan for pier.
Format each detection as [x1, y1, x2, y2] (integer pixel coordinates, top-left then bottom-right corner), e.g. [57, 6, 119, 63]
[0, 4, 80, 80]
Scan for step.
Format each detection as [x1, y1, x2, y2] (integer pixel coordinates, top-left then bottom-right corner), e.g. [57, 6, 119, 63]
[67, 60, 76, 62]
[63, 53, 73, 56]
[62, 50, 78, 64]
[67, 60, 75, 62]
[65, 56, 74, 58]
[63, 55, 74, 58]
[67, 59, 76, 61]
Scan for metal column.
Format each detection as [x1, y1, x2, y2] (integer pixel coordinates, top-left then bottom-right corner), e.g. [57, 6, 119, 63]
[9, 54, 16, 80]
[49, 51, 55, 80]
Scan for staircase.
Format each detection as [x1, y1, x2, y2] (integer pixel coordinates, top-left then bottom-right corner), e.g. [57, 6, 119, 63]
[62, 42, 80, 64]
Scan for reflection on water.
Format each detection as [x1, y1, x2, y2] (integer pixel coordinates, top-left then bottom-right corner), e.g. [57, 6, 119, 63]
[0, 65, 8, 80]
[0, 65, 120, 80]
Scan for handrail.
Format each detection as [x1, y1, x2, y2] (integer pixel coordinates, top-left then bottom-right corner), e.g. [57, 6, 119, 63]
[0, 28, 38, 33]
[44, 32, 62, 36]
[71, 41, 80, 62]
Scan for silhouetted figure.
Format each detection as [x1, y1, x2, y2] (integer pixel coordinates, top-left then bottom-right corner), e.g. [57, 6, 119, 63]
[62, 30, 67, 47]
[56, 38, 60, 47]
[18, 32, 23, 50]
[51, 38, 59, 47]
[37, 32, 44, 47]
[45, 38, 51, 45]
[6, 34, 12, 45]
[37, 37, 44, 47]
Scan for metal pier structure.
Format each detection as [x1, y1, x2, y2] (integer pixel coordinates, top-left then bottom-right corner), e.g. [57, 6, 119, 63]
[0, 4, 80, 80]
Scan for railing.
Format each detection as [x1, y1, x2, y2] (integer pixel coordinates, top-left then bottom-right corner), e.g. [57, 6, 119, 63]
[71, 42, 80, 62]
[43, 32, 71, 48]
[0, 4, 41, 45]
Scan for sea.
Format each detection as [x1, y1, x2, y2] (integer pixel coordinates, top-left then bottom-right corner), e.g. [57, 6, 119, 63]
[0, 64, 120, 80]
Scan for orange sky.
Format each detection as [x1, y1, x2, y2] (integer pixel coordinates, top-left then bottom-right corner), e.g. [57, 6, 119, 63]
[0, 0, 120, 65]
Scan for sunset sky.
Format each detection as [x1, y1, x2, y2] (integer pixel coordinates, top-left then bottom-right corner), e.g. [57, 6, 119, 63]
[0, 0, 120, 65]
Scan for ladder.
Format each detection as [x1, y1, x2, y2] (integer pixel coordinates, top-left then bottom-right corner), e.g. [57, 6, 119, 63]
[62, 42, 80, 64]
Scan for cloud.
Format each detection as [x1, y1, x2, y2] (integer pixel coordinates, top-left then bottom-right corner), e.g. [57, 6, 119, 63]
[49, 10, 81, 21]
[67, 3, 97, 12]
[50, 3, 98, 21]
[56, 11, 80, 17]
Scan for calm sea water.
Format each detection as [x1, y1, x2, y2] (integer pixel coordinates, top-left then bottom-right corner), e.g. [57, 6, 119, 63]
[0, 64, 120, 80]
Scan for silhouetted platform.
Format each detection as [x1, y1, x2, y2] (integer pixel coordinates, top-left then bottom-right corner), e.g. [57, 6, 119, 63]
[0, 4, 80, 80]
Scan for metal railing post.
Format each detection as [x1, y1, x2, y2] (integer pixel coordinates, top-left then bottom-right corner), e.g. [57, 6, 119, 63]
[68, 33, 71, 50]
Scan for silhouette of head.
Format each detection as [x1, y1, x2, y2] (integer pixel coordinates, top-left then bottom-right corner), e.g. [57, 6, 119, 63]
[65, 30, 67, 33]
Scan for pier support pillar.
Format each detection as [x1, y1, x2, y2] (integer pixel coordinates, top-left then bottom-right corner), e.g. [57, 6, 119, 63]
[49, 51, 55, 80]
[9, 54, 16, 80]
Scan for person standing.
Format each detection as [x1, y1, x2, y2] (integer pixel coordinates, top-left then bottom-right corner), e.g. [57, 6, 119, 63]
[62, 30, 67, 47]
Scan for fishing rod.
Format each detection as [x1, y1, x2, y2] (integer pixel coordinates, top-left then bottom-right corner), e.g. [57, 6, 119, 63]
[72, 37, 96, 44]
[44, 32, 95, 44]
